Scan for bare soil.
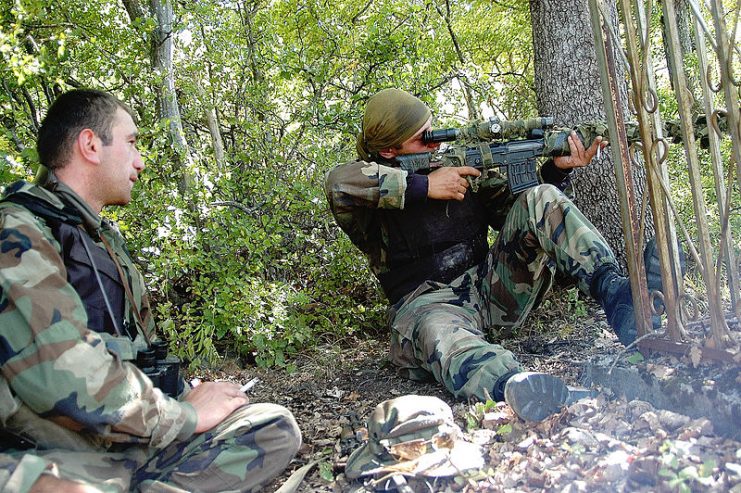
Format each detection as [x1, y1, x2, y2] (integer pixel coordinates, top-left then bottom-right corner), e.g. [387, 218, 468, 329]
[195, 291, 741, 492]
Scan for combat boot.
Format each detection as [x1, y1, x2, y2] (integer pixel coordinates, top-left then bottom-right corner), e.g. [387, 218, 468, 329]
[503, 372, 569, 422]
[592, 238, 687, 346]
[590, 264, 637, 345]
[500, 372, 598, 422]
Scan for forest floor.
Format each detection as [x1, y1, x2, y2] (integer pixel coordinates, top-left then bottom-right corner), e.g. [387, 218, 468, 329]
[195, 289, 741, 492]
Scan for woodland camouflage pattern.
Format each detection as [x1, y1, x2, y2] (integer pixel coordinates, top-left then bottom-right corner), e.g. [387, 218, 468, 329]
[345, 395, 483, 479]
[326, 162, 617, 402]
[0, 403, 300, 493]
[0, 179, 301, 492]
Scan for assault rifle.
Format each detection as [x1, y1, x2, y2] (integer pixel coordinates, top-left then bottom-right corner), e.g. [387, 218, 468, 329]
[395, 113, 728, 194]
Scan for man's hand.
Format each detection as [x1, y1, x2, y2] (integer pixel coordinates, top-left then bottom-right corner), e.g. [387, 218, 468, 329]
[554, 132, 608, 170]
[427, 166, 481, 201]
[185, 381, 249, 433]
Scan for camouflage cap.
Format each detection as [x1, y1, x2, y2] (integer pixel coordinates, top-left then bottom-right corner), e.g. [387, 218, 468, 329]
[345, 395, 483, 479]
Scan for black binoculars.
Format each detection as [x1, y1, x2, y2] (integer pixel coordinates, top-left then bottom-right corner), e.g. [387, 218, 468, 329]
[135, 341, 183, 397]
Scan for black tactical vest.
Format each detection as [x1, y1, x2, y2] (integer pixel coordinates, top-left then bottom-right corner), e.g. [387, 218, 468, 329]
[377, 191, 490, 303]
[2, 192, 129, 338]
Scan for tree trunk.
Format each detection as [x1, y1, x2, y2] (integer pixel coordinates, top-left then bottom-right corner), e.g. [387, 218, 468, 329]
[150, 0, 194, 196]
[206, 107, 226, 169]
[121, 0, 194, 196]
[529, 0, 650, 265]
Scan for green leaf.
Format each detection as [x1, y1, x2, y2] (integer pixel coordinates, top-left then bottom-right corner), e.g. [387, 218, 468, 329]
[497, 423, 513, 435]
[699, 459, 716, 477]
[626, 352, 645, 364]
[318, 461, 334, 482]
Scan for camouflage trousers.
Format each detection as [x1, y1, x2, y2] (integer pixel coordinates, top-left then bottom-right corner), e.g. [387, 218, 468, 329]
[388, 184, 616, 402]
[1, 403, 301, 493]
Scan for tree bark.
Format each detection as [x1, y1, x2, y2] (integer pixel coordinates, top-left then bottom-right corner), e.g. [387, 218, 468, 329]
[121, 0, 146, 23]
[529, 0, 650, 264]
[121, 0, 195, 196]
[206, 107, 226, 169]
[150, 0, 194, 196]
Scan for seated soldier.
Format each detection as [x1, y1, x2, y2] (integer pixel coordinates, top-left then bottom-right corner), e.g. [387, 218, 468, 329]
[0, 89, 301, 492]
[325, 88, 656, 421]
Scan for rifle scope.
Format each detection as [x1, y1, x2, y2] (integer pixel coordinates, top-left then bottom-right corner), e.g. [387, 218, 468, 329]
[423, 116, 555, 143]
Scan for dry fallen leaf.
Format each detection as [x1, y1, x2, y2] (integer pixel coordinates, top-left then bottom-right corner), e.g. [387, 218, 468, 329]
[325, 387, 345, 399]
[227, 310, 741, 493]
[646, 363, 675, 379]
[431, 431, 456, 450]
[388, 439, 428, 461]
[482, 411, 510, 429]
[345, 391, 361, 401]
[678, 417, 714, 440]
[628, 456, 660, 486]
[656, 410, 690, 431]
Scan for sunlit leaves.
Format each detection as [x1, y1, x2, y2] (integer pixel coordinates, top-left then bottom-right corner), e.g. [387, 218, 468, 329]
[0, 0, 540, 368]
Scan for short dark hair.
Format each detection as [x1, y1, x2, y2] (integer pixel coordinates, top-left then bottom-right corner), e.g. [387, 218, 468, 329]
[37, 89, 132, 170]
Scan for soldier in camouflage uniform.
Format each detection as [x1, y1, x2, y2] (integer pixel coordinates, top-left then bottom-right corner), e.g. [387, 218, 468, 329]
[0, 89, 301, 492]
[325, 89, 642, 421]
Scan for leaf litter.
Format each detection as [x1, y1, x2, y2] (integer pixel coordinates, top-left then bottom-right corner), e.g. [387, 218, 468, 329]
[194, 294, 740, 492]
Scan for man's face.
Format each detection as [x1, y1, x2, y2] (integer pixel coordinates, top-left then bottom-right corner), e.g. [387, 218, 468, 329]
[97, 108, 144, 207]
[381, 116, 440, 158]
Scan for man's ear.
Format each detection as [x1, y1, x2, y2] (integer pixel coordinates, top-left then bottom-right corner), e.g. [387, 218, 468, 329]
[76, 128, 102, 164]
[378, 147, 398, 159]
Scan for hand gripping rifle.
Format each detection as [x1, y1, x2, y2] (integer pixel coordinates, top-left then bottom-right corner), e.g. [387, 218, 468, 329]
[395, 113, 728, 194]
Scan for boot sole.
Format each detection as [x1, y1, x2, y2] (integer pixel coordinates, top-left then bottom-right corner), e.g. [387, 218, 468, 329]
[504, 372, 569, 422]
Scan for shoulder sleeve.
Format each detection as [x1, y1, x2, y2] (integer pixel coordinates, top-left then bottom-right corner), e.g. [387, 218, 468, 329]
[324, 160, 409, 213]
[0, 206, 196, 449]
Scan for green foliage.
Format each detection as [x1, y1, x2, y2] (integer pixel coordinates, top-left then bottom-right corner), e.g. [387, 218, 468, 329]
[13, 0, 738, 372]
[465, 398, 498, 430]
[526, 287, 590, 338]
[663, 121, 741, 297]
[0, 0, 538, 370]
[318, 461, 334, 482]
[650, 3, 740, 303]
[626, 352, 645, 365]
[464, 398, 517, 436]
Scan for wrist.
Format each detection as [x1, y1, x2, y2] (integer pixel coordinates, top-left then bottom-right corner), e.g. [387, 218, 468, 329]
[405, 174, 429, 203]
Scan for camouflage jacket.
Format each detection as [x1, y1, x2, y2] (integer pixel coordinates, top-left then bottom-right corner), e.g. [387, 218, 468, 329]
[324, 158, 570, 296]
[0, 177, 196, 487]
[0, 453, 49, 493]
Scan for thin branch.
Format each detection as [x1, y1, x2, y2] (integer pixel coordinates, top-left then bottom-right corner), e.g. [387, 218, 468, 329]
[608, 332, 658, 374]
[351, 0, 374, 24]
[210, 200, 265, 215]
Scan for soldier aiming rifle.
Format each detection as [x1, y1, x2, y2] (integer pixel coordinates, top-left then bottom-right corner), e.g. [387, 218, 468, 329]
[325, 88, 671, 422]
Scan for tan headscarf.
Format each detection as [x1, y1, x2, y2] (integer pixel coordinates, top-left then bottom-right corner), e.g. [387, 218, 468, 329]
[356, 89, 431, 161]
